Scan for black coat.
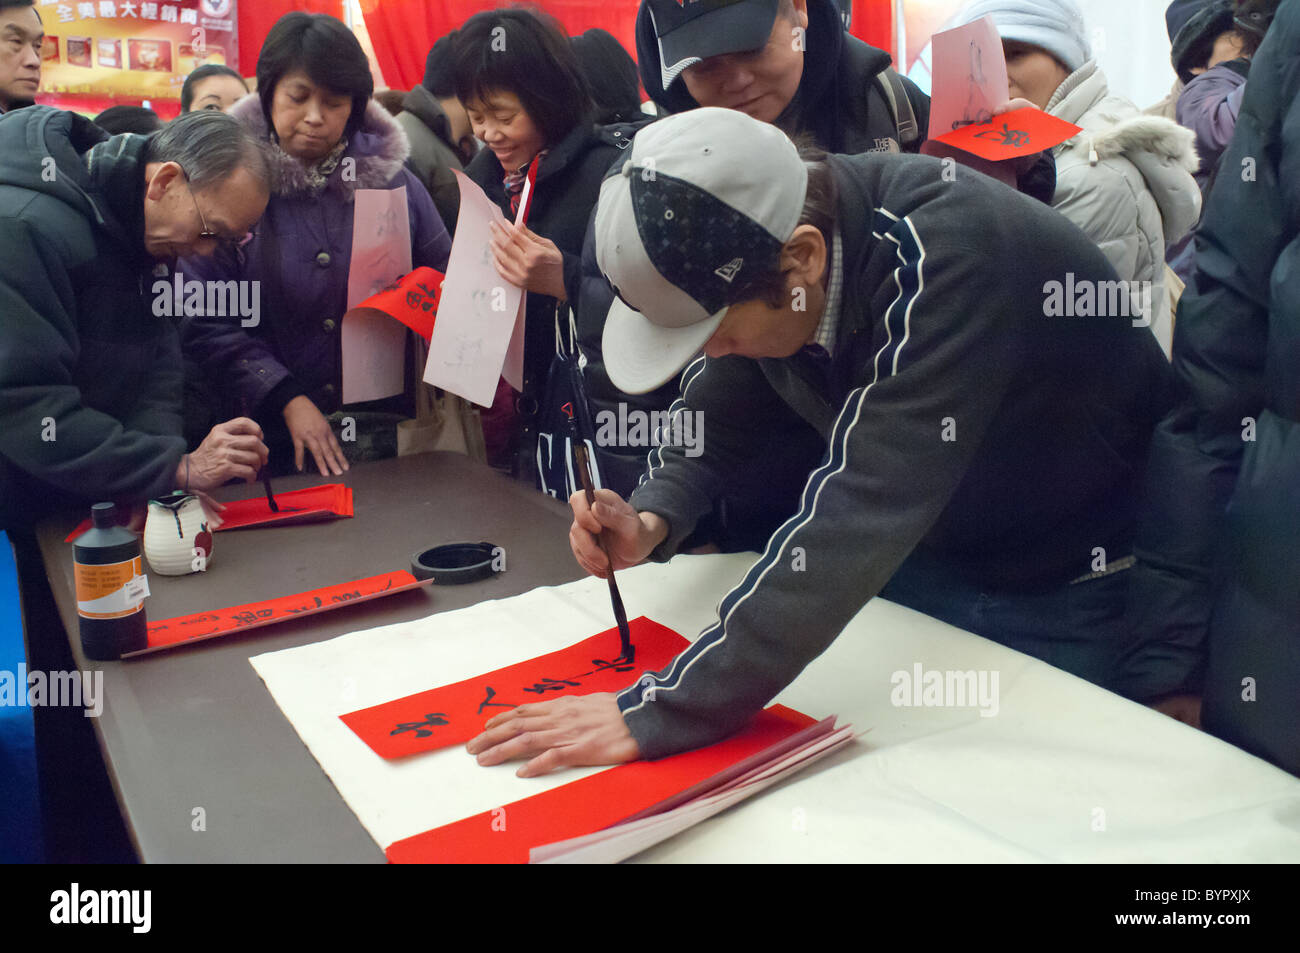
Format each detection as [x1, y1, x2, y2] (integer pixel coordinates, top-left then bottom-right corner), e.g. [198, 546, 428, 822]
[465, 120, 636, 482]
[1118, 0, 1300, 775]
[0, 107, 185, 533]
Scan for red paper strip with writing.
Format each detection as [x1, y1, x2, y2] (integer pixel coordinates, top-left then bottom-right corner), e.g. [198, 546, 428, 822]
[126, 570, 431, 657]
[215, 483, 354, 531]
[385, 705, 817, 864]
[352, 266, 445, 342]
[63, 483, 355, 542]
[341, 617, 689, 759]
[934, 106, 1081, 161]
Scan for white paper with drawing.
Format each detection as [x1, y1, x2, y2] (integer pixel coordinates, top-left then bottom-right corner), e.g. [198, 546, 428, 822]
[424, 171, 524, 407]
[929, 16, 1009, 139]
[342, 188, 412, 403]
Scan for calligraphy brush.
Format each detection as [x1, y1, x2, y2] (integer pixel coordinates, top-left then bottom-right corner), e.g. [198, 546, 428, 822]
[572, 440, 633, 662]
[240, 397, 279, 512]
[260, 467, 279, 513]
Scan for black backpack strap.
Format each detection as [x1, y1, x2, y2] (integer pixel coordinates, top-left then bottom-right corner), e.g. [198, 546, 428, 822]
[875, 67, 920, 148]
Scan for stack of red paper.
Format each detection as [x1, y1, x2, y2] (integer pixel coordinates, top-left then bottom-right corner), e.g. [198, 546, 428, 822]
[384, 706, 853, 864]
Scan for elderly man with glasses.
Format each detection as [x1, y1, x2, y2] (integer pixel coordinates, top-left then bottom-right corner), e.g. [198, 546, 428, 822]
[0, 108, 273, 537]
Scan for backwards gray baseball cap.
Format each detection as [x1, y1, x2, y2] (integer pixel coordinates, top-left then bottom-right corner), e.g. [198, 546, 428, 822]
[594, 107, 807, 395]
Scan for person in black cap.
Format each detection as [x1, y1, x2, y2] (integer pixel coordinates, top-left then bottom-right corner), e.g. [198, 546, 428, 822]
[465, 107, 1176, 774]
[93, 104, 164, 136]
[636, 0, 929, 155]
[572, 0, 932, 518]
[396, 33, 477, 236]
[572, 28, 646, 126]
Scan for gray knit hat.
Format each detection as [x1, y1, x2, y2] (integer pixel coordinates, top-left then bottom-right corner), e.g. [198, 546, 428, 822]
[956, 0, 1092, 73]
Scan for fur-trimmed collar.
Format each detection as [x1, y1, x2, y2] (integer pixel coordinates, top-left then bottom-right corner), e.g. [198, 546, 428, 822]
[227, 93, 411, 200]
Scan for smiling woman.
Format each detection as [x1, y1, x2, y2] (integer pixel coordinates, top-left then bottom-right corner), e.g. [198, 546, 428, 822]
[177, 12, 451, 476]
[450, 10, 644, 484]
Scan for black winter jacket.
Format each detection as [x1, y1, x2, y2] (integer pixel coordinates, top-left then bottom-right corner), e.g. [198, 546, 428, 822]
[0, 107, 185, 533]
[465, 120, 637, 483]
[615, 152, 1176, 760]
[1118, 0, 1300, 733]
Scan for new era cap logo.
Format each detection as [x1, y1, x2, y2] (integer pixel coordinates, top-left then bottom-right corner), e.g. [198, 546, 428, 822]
[714, 257, 744, 283]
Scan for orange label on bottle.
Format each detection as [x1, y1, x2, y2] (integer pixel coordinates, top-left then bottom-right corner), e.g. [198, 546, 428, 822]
[75, 556, 147, 619]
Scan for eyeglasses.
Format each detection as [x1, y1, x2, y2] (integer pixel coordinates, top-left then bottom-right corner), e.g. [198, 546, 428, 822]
[183, 170, 255, 251]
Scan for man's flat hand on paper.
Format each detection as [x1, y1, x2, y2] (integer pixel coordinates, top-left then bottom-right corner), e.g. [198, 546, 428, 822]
[283, 395, 350, 476]
[489, 220, 567, 301]
[569, 489, 669, 579]
[467, 692, 640, 777]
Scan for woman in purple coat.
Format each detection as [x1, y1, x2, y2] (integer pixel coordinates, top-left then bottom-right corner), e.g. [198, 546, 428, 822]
[181, 13, 450, 476]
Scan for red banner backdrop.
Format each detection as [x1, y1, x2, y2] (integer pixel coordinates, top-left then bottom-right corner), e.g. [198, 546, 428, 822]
[357, 0, 895, 94]
[237, 0, 340, 78]
[35, 1, 896, 117]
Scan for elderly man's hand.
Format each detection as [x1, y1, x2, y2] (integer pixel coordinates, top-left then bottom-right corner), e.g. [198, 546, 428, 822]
[183, 417, 268, 490]
[466, 693, 641, 777]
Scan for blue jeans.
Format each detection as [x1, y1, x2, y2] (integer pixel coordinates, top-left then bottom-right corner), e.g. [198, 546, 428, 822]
[879, 546, 1130, 691]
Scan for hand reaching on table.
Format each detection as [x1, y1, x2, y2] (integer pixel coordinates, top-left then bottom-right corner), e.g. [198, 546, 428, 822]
[569, 489, 668, 579]
[181, 417, 268, 491]
[283, 395, 349, 476]
[466, 693, 641, 777]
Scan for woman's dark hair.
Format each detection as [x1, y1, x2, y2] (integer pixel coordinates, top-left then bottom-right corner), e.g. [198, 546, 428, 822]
[452, 8, 593, 149]
[94, 104, 163, 135]
[180, 63, 248, 112]
[571, 29, 642, 125]
[256, 12, 374, 142]
[741, 142, 839, 310]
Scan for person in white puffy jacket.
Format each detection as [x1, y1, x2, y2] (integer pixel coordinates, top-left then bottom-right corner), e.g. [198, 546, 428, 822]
[957, 0, 1202, 357]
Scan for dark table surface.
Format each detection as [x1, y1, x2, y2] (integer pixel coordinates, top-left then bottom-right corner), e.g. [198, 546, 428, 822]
[36, 452, 585, 862]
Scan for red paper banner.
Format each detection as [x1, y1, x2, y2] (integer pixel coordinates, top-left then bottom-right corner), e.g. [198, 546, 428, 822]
[64, 483, 353, 543]
[385, 705, 817, 864]
[934, 106, 1081, 162]
[351, 267, 445, 343]
[341, 617, 690, 759]
[213, 483, 353, 531]
[128, 570, 430, 656]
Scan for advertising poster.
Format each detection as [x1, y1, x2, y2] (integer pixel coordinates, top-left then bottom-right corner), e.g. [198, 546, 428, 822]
[36, 0, 238, 113]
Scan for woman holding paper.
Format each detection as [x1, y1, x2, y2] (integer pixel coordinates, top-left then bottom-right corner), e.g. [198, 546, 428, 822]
[956, 0, 1201, 358]
[180, 13, 451, 477]
[451, 10, 643, 482]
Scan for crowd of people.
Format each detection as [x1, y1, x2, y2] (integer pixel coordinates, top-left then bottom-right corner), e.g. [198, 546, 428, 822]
[1, 0, 1295, 817]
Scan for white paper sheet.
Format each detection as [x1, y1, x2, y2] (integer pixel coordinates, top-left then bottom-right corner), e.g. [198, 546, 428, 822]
[929, 16, 1010, 138]
[423, 171, 524, 407]
[252, 554, 1300, 862]
[342, 188, 413, 403]
[342, 308, 407, 404]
